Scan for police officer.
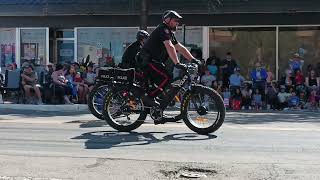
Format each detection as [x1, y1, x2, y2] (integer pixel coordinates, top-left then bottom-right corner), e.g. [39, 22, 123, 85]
[140, 10, 201, 101]
[120, 30, 150, 69]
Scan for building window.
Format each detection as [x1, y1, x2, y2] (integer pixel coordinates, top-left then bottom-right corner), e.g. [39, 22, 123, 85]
[77, 28, 138, 66]
[0, 28, 16, 69]
[175, 26, 203, 50]
[55, 29, 74, 39]
[279, 27, 320, 77]
[209, 27, 276, 80]
[57, 40, 74, 64]
[20, 29, 47, 66]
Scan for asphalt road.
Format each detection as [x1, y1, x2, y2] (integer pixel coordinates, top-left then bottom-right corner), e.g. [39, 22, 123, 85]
[0, 109, 320, 180]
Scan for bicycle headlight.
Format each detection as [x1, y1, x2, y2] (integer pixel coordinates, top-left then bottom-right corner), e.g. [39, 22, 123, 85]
[187, 64, 199, 81]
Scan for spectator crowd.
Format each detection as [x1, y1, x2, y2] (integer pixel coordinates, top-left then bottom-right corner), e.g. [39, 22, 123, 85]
[1, 59, 98, 105]
[1, 50, 320, 112]
[199, 51, 320, 111]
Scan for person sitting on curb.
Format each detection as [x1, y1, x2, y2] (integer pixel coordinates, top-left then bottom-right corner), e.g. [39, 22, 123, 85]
[21, 65, 43, 104]
[51, 64, 73, 104]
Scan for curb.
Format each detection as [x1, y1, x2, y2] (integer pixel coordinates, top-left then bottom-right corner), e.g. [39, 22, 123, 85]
[0, 104, 89, 112]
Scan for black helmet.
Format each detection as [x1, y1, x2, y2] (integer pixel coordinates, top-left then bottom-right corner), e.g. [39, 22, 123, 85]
[136, 30, 150, 41]
[162, 10, 182, 20]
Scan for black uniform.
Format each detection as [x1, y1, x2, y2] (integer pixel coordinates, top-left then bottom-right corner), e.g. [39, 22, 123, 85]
[139, 23, 178, 97]
[120, 41, 142, 69]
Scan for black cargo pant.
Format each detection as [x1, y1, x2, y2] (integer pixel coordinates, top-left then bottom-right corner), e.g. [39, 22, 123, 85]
[138, 51, 172, 98]
[143, 62, 171, 98]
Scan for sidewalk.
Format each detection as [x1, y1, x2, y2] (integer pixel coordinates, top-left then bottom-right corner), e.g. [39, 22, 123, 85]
[0, 104, 89, 113]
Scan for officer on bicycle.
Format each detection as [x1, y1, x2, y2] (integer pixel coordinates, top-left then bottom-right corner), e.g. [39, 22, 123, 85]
[120, 30, 150, 69]
[139, 10, 201, 104]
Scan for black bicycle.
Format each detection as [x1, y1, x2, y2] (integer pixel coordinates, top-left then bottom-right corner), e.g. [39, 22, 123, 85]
[101, 64, 225, 135]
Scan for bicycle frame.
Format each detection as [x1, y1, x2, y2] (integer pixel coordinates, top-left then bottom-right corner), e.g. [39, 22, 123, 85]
[158, 76, 188, 110]
[159, 63, 199, 109]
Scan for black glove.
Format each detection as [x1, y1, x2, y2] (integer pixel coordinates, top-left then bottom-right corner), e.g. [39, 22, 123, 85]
[191, 58, 201, 65]
[174, 63, 187, 71]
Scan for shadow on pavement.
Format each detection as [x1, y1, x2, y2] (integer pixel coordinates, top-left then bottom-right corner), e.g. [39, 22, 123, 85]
[66, 119, 184, 129]
[65, 119, 107, 128]
[72, 131, 217, 149]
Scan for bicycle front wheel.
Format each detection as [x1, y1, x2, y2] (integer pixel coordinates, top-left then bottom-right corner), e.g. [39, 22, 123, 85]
[181, 85, 225, 135]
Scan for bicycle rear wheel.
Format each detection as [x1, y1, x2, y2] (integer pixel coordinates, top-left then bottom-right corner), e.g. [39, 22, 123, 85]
[102, 86, 147, 132]
[88, 85, 109, 119]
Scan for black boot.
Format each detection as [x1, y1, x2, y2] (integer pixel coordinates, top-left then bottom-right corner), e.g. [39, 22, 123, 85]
[142, 94, 160, 107]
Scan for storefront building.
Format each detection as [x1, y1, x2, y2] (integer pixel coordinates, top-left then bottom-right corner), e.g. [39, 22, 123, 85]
[1, 0, 320, 79]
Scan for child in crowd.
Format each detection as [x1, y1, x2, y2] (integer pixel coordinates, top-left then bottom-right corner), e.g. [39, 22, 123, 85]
[241, 83, 252, 110]
[65, 68, 78, 102]
[281, 70, 294, 91]
[299, 91, 307, 109]
[74, 72, 83, 83]
[306, 87, 319, 110]
[201, 68, 216, 108]
[252, 89, 262, 110]
[295, 69, 304, 85]
[84, 64, 96, 92]
[74, 72, 89, 103]
[231, 88, 242, 110]
[207, 58, 218, 77]
[201, 68, 216, 88]
[288, 91, 300, 109]
[223, 87, 231, 109]
[277, 85, 291, 110]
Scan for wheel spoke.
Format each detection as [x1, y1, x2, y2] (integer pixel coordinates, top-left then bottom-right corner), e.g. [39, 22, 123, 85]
[105, 90, 145, 127]
[186, 89, 222, 130]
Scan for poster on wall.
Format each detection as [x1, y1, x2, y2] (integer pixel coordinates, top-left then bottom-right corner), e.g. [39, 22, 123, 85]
[4, 44, 12, 66]
[22, 43, 38, 60]
[0, 44, 15, 67]
[96, 42, 102, 59]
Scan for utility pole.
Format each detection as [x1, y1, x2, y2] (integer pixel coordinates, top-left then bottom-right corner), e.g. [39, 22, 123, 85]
[140, 0, 149, 30]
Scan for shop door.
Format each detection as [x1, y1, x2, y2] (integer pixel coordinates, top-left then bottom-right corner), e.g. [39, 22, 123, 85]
[56, 40, 74, 64]
[54, 29, 75, 64]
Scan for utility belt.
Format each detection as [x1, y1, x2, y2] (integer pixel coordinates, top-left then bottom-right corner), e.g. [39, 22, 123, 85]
[138, 50, 164, 67]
